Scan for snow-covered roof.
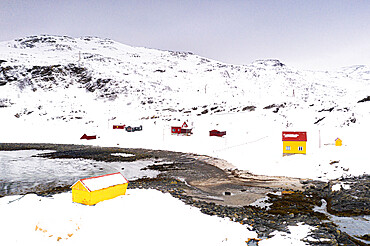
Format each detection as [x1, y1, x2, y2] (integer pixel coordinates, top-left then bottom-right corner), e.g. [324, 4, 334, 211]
[79, 172, 128, 192]
[282, 131, 307, 141]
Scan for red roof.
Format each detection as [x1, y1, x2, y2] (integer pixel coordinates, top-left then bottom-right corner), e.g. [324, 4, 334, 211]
[282, 131, 307, 141]
[80, 134, 97, 140]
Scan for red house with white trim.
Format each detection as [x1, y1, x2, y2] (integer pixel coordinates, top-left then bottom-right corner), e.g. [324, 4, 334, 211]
[171, 122, 193, 136]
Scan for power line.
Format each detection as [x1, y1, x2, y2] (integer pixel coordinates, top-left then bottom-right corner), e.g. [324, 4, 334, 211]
[214, 136, 269, 152]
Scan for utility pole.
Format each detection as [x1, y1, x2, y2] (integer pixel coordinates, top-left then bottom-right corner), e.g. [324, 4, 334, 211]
[78, 51, 81, 66]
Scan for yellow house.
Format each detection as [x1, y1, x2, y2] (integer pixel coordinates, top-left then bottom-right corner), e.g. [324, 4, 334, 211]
[282, 131, 307, 156]
[335, 138, 342, 146]
[71, 172, 129, 205]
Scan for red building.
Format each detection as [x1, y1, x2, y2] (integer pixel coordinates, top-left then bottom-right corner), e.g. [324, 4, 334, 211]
[171, 126, 182, 134]
[171, 122, 193, 136]
[209, 130, 226, 137]
[113, 125, 125, 129]
[80, 134, 96, 140]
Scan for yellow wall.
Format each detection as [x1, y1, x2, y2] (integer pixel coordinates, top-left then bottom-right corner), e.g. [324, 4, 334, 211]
[335, 139, 342, 146]
[72, 181, 90, 205]
[283, 141, 306, 155]
[90, 183, 128, 205]
[72, 181, 128, 206]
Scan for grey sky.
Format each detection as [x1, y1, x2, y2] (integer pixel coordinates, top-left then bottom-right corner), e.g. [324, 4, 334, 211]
[1, 0, 369, 70]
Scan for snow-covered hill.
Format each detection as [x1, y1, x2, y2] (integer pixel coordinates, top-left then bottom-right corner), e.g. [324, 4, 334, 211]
[1, 35, 369, 126]
[0, 35, 369, 180]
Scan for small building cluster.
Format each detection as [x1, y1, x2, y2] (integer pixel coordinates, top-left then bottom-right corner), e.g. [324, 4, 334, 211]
[109, 121, 347, 157]
[171, 122, 193, 136]
[113, 124, 143, 132]
[125, 125, 143, 132]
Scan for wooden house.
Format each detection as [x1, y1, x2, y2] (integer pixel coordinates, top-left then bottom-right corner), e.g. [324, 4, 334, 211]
[71, 172, 129, 205]
[80, 134, 96, 140]
[209, 130, 226, 137]
[335, 138, 342, 146]
[171, 126, 182, 134]
[171, 122, 193, 136]
[282, 131, 307, 156]
[113, 125, 125, 129]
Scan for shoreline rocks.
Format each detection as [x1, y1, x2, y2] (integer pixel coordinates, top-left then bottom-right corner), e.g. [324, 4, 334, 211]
[0, 143, 368, 245]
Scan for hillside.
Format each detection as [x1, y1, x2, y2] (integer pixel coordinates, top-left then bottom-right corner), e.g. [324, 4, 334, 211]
[0, 35, 369, 180]
[1, 35, 369, 126]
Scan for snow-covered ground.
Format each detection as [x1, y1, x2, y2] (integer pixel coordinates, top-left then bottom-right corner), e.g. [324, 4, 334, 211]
[0, 149, 317, 246]
[0, 190, 259, 246]
[1, 35, 369, 245]
[1, 111, 369, 181]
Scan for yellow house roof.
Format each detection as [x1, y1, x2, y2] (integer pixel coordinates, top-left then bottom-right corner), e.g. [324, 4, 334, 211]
[72, 172, 128, 192]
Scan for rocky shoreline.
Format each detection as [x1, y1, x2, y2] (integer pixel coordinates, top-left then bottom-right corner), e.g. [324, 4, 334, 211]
[0, 143, 369, 245]
[129, 175, 369, 246]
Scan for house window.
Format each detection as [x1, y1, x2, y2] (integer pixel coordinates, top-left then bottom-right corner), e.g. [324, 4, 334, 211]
[286, 146, 291, 151]
[298, 146, 303, 151]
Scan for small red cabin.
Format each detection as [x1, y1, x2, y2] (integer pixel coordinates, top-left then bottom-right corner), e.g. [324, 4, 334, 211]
[209, 130, 226, 137]
[171, 122, 193, 136]
[80, 134, 96, 140]
[113, 125, 125, 129]
[171, 126, 182, 134]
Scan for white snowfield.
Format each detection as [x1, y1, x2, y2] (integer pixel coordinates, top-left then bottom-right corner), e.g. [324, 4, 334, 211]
[0, 190, 259, 246]
[0, 35, 369, 245]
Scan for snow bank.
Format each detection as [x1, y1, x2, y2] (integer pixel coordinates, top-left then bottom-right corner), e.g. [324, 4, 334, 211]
[0, 190, 259, 246]
[259, 223, 313, 246]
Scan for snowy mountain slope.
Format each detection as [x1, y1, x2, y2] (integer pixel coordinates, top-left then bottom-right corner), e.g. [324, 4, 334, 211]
[0, 35, 369, 128]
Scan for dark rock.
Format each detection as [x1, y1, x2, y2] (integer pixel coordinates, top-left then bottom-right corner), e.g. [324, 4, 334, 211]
[314, 117, 325, 124]
[242, 106, 256, 111]
[357, 96, 370, 103]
